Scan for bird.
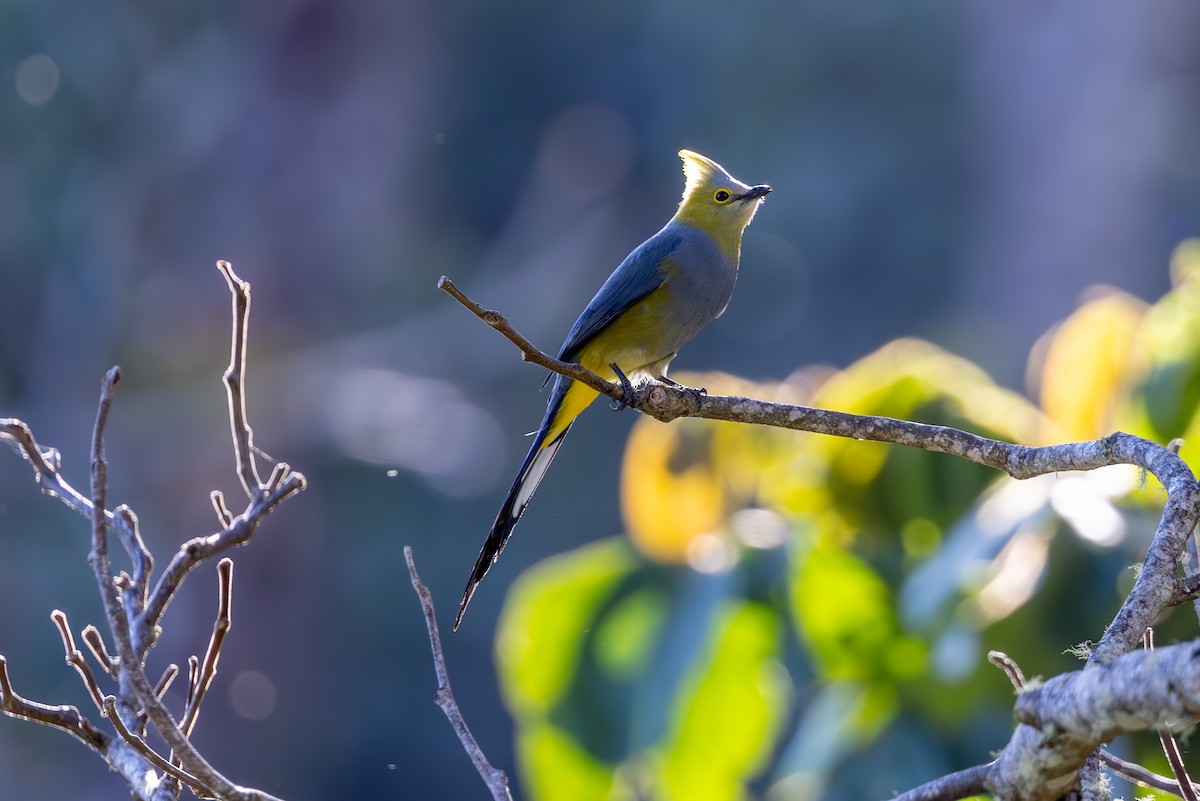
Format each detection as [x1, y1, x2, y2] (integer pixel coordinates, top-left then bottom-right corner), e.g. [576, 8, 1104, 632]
[454, 149, 771, 629]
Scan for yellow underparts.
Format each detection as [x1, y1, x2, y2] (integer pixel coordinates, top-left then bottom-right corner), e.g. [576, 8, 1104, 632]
[540, 286, 674, 447]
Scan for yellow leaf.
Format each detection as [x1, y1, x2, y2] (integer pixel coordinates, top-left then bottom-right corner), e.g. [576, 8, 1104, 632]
[1032, 287, 1147, 440]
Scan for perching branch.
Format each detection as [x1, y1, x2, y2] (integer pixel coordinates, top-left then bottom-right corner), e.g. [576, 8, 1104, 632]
[1003, 640, 1200, 769]
[0, 261, 305, 801]
[437, 276, 622, 402]
[440, 275, 1200, 801]
[405, 546, 514, 801]
[889, 763, 993, 801]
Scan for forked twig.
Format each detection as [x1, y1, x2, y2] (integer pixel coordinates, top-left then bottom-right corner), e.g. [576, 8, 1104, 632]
[52, 610, 107, 713]
[87, 367, 135, 695]
[103, 697, 216, 799]
[405, 546, 514, 801]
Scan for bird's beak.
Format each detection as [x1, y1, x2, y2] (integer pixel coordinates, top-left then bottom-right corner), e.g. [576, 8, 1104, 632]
[738, 184, 772, 202]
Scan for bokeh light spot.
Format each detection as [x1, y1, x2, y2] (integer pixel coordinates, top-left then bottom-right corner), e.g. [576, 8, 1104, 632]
[229, 670, 276, 721]
[16, 54, 60, 106]
[327, 368, 505, 497]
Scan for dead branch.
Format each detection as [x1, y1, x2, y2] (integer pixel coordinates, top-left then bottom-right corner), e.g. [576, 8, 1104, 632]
[405, 546, 514, 801]
[0, 261, 305, 801]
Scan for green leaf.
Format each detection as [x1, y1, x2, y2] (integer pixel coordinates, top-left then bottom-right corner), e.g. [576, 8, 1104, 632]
[516, 721, 629, 801]
[496, 538, 638, 718]
[658, 602, 788, 801]
[792, 539, 925, 683]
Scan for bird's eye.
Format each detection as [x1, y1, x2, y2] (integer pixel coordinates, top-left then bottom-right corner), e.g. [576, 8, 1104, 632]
[713, 189, 732, 204]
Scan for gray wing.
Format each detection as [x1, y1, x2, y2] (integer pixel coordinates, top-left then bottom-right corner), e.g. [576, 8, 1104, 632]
[557, 229, 682, 363]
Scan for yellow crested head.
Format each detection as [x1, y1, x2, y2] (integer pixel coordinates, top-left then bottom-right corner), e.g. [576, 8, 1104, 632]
[673, 150, 771, 255]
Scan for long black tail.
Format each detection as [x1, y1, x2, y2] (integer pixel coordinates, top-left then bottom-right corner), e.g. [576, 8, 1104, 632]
[454, 381, 576, 630]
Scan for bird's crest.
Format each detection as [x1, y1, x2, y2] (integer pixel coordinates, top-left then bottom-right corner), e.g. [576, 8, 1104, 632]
[679, 149, 744, 204]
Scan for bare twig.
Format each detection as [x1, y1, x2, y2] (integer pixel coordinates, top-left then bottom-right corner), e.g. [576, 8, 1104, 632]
[0, 655, 108, 753]
[180, 559, 233, 738]
[186, 656, 200, 709]
[211, 490, 234, 527]
[84, 369, 230, 797]
[87, 367, 135, 699]
[82, 625, 118, 678]
[405, 546, 514, 801]
[154, 664, 179, 702]
[52, 610, 107, 713]
[988, 650, 1027, 691]
[1099, 749, 1200, 795]
[438, 276, 621, 402]
[113, 504, 153, 615]
[218, 260, 263, 498]
[0, 419, 115, 527]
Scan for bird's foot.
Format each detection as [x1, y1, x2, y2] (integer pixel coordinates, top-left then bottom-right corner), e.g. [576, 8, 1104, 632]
[610, 363, 635, 411]
[655, 375, 706, 407]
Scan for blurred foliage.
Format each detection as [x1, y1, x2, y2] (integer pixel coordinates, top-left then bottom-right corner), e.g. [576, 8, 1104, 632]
[495, 242, 1200, 800]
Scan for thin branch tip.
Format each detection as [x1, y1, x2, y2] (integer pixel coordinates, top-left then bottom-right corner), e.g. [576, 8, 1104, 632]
[406, 546, 513, 801]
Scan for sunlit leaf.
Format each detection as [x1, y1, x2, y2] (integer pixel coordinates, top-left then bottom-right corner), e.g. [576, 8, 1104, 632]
[658, 602, 788, 801]
[621, 371, 814, 565]
[792, 538, 925, 682]
[1031, 287, 1146, 441]
[496, 538, 638, 718]
[1122, 240, 1200, 450]
[517, 721, 628, 801]
[621, 417, 726, 563]
[791, 339, 1044, 543]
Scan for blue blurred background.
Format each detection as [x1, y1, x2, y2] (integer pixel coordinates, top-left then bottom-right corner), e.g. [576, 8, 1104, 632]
[1, 1, 1198, 798]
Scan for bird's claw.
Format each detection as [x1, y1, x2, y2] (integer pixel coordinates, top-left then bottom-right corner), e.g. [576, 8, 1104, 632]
[610, 363, 634, 411]
[656, 375, 705, 407]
